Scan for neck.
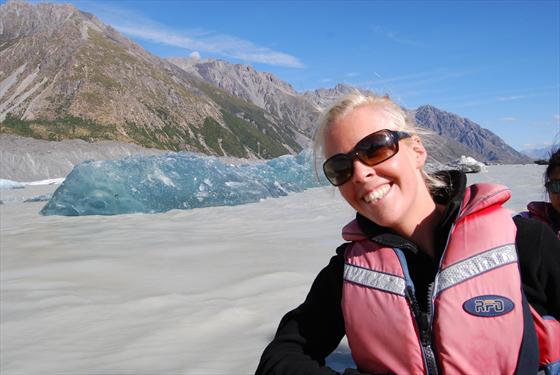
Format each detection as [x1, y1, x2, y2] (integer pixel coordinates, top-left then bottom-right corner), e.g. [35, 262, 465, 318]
[393, 189, 444, 258]
[409, 204, 445, 258]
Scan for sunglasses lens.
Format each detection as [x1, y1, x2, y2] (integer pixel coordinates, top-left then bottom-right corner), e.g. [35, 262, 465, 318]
[322, 129, 407, 186]
[323, 156, 353, 186]
[547, 180, 560, 194]
[356, 131, 398, 165]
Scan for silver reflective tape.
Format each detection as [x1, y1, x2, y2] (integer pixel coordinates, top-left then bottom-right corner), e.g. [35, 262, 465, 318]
[344, 263, 406, 296]
[436, 244, 517, 294]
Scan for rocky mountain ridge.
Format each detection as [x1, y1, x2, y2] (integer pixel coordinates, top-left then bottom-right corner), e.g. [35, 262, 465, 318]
[167, 56, 320, 139]
[413, 106, 531, 164]
[0, 0, 304, 159]
[170, 57, 530, 164]
[1, 0, 531, 164]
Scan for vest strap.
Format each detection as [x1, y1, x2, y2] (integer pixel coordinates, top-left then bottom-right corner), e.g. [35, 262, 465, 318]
[344, 263, 405, 296]
[435, 244, 517, 295]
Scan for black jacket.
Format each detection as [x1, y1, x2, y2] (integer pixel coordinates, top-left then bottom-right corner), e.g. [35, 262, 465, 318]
[256, 171, 560, 375]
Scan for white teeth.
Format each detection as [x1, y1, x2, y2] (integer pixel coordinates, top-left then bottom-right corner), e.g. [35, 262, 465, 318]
[363, 184, 391, 203]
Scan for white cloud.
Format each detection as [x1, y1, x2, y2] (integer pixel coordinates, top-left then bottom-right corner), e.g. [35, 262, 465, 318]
[372, 25, 426, 48]
[497, 95, 528, 101]
[76, 1, 304, 68]
[501, 116, 517, 123]
[189, 51, 201, 60]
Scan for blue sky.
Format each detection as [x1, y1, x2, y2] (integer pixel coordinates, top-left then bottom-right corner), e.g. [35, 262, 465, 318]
[32, 0, 560, 152]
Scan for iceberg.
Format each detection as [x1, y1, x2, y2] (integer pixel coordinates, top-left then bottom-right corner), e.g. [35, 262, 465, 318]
[452, 155, 488, 173]
[0, 179, 25, 189]
[40, 151, 328, 216]
[0, 178, 64, 189]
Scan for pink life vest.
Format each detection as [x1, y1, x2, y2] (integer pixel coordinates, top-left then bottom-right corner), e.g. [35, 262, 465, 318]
[341, 183, 560, 374]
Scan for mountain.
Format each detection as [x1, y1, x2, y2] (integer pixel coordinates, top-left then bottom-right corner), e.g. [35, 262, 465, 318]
[302, 83, 360, 109]
[0, 0, 304, 158]
[171, 56, 530, 164]
[1, 1, 531, 164]
[521, 146, 556, 161]
[413, 106, 531, 164]
[167, 56, 320, 140]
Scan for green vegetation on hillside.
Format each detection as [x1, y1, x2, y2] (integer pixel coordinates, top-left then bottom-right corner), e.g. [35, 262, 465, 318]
[201, 117, 247, 157]
[192, 80, 300, 156]
[220, 111, 287, 158]
[1, 113, 116, 141]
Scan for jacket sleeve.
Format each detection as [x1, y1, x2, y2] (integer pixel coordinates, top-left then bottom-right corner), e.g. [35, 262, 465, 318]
[255, 246, 348, 375]
[514, 216, 560, 319]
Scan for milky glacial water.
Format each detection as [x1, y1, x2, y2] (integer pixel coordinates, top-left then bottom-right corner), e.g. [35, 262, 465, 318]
[0, 164, 546, 374]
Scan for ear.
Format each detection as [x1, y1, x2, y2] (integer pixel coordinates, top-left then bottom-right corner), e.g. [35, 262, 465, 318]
[408, 135, 427, 169]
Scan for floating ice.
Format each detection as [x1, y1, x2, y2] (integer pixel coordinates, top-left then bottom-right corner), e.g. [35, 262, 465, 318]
[0, 178, 64, 189]
[25, 178, 65, 186]
[24, 194, 53, 203]
[452, 155, 488, 173]
[0, 179, 25, 189]
[40, 151, 328, 216]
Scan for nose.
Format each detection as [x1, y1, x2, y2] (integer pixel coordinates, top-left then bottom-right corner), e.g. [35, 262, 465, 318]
[351, 157, 376, 183]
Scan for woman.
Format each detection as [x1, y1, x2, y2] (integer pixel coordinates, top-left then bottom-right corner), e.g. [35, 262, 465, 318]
[256, 94, 560, 375]
[519, 149, 560, 237]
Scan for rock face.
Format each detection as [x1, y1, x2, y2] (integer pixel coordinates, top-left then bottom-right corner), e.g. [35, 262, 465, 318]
[171, 57, 530, 164]
[1, 1, 531, 164]
[168, 57, 320, 140]
[413, 105, 531, 164]
[302, 83, 361, 110]
[0, 0, 304, 158]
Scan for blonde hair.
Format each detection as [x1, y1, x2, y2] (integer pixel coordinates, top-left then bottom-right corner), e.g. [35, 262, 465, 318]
[313, 92, 447, 194]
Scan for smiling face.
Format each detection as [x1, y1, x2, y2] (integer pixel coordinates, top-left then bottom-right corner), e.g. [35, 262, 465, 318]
[324, 104, 434, 232]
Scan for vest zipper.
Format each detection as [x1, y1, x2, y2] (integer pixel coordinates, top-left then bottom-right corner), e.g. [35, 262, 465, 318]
[405, 286, 439, 375]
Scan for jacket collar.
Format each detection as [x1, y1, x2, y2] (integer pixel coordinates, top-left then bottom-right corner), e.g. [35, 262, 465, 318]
[528, 201, 560, 232]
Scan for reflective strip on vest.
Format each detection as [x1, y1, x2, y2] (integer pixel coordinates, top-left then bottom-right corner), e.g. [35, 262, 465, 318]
[344, 263, 405, 296]
[435, 244, 517, 295]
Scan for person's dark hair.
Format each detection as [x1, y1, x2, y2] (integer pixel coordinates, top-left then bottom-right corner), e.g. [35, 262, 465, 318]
[545, 148, 560, 186]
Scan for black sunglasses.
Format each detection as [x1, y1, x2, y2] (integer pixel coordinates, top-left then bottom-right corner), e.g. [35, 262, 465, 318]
[546, 180, 560, 194]
[322, 129, 411, 186]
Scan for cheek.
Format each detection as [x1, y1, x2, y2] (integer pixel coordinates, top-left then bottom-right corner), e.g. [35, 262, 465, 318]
[339, 184, 357, 203]
[338, 185, 363, 211]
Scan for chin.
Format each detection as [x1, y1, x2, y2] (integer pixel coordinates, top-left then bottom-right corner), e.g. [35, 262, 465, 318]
[360, 210, 400, 228]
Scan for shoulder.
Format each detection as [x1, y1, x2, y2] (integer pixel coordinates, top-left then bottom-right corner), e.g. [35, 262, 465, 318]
[513, 215, 560, 284]
[513, 215, 559, 247]
[513, 216, 560, 318]
[311, 243, 348, 291]
[335, 242, 349, 257]
[515, 211, 532, 219]
[513, 215, 559, 261]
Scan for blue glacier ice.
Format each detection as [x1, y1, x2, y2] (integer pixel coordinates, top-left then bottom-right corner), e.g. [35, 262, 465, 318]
[40, 150, 328, 216]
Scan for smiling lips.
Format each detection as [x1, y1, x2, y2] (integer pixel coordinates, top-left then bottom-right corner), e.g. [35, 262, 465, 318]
[362, 184, 391, 203]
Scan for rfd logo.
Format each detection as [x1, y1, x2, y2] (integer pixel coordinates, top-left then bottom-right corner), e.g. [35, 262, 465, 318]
[463, 295, 514, 317]
[474, 299, 504, 313]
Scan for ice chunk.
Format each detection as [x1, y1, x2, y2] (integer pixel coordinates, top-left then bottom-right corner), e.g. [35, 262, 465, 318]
[24, 194, 53, 203]
[25, 178, 65, 186]
[0, 179, 25, 189]
[452, 155, 488, 173]
[40, 150, 328, 216]
[0, 178, 64, 189]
